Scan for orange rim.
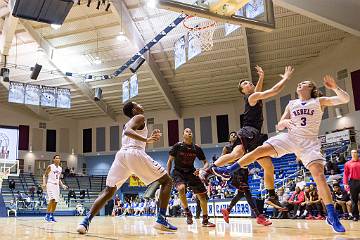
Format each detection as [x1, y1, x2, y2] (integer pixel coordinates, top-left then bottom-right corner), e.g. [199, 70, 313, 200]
[183, 15, 216, 31]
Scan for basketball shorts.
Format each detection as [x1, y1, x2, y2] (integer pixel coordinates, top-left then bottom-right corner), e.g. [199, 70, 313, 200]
[265, 133, 325, 169]
[234, 126, 268, 153]
[47, 183, 60, 202]
[106, 148, 167, 188]
[171, 169, 207, 194]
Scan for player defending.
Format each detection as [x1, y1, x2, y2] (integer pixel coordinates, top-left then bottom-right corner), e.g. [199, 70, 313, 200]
[200, 66, 294, 205]
[167, 128, 215, 227]
[220, 132, 272, 225]
[77, 102, 177, 234]
[43, 155, 68, 222]
[214, 75, 350, 232]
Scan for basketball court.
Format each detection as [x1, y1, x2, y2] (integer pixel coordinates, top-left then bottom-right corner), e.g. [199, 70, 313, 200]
[1, 0, 360, 239]
[1, 217, 360, 240]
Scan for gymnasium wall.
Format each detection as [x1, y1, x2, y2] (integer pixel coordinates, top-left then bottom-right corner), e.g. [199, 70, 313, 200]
[77, 99, 245, 154]
[0, 102, 80, 173]
[85, 146, 224, 176]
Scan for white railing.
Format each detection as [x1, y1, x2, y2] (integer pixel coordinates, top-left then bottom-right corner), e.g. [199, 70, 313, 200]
[258, 168, 306, 198]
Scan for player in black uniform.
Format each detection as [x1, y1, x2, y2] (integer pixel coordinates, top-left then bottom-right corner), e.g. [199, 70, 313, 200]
[199, 66, 294, 206]
[220, 132, 271, 225]
[167, 128, 215, 227]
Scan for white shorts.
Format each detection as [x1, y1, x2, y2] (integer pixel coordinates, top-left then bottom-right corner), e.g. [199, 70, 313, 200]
[106, 148, 166, 188]
[265, 133, 325, 169]
[46, 183, 60, 202]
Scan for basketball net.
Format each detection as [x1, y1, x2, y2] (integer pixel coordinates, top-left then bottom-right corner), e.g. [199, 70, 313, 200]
[183, 15, 217, 52]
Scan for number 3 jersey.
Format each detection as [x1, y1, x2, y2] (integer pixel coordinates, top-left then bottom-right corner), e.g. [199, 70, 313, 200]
[47, 164, 62, 185]
[288, 98, 323, 138]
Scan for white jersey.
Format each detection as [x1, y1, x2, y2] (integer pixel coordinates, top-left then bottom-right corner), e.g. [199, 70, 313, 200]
[121, 121, 147, 150]
[288, 98, 323, 137]
[47, 164, 62, 185]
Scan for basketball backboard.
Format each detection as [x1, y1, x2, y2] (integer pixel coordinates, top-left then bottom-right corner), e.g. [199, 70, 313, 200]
[158, 0, 275, 32]
[0, 159, 20, 178]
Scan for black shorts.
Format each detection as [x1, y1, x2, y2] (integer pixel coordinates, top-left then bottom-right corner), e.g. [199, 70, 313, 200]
[233, 126, 268, 153]
[229, 168, 250, 192]
[171, 169, 206, 194]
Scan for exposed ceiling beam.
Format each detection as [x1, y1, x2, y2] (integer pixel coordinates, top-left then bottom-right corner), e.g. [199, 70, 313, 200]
[0, 14, 51, 120]
[20, 20, 118, 122]
[111, 0, 181, 117]
[273, 0, 360, 37]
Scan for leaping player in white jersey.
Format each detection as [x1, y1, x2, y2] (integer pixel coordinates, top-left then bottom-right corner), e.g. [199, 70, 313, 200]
[43, 155, 68, 222]
[213, 75, 350, 233]
[77, 102, 177, 234]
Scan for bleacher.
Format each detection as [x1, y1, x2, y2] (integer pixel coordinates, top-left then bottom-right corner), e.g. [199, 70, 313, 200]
[245, 153, 346, 197]
[61, 175, 106, 209]
[0, 173, 107, 216]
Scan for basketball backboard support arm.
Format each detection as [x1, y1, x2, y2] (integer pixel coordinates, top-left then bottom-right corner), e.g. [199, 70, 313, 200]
[157, 0, 275, 32]
[0, 159, 20, 177]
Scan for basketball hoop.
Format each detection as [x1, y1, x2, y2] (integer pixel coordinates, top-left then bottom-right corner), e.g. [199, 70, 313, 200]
[183, 15, 217, 52]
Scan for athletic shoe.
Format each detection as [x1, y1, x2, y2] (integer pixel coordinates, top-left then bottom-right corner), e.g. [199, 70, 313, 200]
[154, 214, 177, 232]
[305, 215, 314, 220]
[202, 217, 216, 227]
[256, 214, 272, 226]
[353, 216, 359, 222]
[326, 213, 346, 233]
[212, 166, 231, 181]
[44, 214, 51, 222]
[279, 207, 288, 212]
[50, 215, 57, 222]
[266, 195, 282, 207]
[186, 211, 193, 225]
[315, 214, 325, 220]
[77, 217, 90, 234]
[221, 208, 230, 223]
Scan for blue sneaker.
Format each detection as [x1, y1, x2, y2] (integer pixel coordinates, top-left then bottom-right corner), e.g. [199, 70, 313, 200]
[326, 213, 346, 233]
[77, 217, 90, 234]
[50, 215, 57, 222]
[212, 166, 231, 180]
[44, 214, 51, 222]
[154, 214, 177, 232]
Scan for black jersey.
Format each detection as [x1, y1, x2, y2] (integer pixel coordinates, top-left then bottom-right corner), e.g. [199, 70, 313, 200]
[242, 95, 263, 131]
[169, 142, 206, 173]
[224, 143, 233, 154]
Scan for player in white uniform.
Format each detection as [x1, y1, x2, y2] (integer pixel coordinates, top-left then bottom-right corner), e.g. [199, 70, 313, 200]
[43, 155, 67, 222]
[77, 101, 177, 234]
[214, 75, 350, 233]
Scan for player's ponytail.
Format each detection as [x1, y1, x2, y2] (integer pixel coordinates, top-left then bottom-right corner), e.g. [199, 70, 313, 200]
[310, 82, 323, 98]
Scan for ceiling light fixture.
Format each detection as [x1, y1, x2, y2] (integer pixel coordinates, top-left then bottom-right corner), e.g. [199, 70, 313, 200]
[147, 0, 158, 8]
[116, 32, 127, 41]
[105, 2, 111, 11]
[94, 56, 102, 65]
[51, 24, 62, 30]
[94, 31, 102, 65]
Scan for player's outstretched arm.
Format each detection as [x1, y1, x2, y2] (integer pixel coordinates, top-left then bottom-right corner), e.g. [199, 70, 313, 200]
[319, 75, 350, 107]
[254, 65, 264, 93]
[248, 66, 294, 106]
